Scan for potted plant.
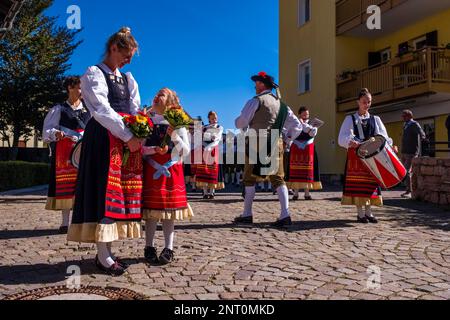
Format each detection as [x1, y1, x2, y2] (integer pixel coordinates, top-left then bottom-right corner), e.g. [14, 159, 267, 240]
[337, 69, 358, 82]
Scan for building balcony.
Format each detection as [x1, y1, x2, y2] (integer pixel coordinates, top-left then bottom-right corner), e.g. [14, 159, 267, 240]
[336, 47, 450, 112]
[336, 0, 450, 37]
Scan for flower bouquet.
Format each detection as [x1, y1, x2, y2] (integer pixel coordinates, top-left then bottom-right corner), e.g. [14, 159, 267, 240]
[161, 107, 193, 147]
[122, 112, 154, 166]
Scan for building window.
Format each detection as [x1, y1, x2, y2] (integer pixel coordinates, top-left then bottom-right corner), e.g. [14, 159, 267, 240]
[298, 0, 311, 27]
[413, 35, 427, 51]
[380, 48, 391, 63]
[298, 59, 311, 94]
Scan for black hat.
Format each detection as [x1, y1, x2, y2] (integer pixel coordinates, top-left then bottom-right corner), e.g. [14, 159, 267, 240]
[251, 71, 279, 89]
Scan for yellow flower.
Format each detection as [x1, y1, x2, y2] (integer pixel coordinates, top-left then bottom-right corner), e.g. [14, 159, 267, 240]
[135, 115, 147, 124]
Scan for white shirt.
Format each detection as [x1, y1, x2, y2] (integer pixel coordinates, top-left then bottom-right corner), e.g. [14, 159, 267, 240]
[142, 114, 190, 158]
[42, 101, 86, 143]
[285, 119, 318, 151]
[338, 112, 393, 149]
[203, 123, 224, 150]
[301, 120, 318, 138]
[235, 90, 303, 144]
[81, 63, 141, 142]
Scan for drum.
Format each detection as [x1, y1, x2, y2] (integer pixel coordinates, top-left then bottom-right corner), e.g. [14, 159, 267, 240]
[70, 140, 82, 169]
[356, 135, 407, 189]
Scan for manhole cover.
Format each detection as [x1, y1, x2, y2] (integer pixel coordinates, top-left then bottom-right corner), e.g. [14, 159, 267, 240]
[3, 286, 147, 300]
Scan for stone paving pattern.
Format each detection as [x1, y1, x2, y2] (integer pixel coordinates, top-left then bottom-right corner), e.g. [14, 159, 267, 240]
[0, 187, 449, 300]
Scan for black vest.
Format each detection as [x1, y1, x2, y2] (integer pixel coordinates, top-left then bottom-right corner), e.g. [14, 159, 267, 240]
[97, 65, 131, 114]
[145, 122, 175, 151]
[351, 114, 376, 142]
[59, 102, 91, 130]
[296, 131, 313, 142]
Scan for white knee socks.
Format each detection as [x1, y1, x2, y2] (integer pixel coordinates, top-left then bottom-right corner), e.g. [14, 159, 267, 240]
[106, 242, 116, 260]
[365, 205, 374, 218]
[146, 219, 175, 250]
[304, 189, 310, 197]
[61, 209, 71, 227]
[243, 186, 256, 217]
[97, 242, 115, 268]
[162, 220, 175, 250]
[145, 219, 158, 248]
[357, 206, 365, 218]
[277, 185, 290, 220]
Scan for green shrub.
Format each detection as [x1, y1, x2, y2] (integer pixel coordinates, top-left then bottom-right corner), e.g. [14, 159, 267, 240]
[0, 161, 50, 192]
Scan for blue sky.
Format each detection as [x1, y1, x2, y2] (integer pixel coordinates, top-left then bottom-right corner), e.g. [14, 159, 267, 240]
[45, 0, 279, 130]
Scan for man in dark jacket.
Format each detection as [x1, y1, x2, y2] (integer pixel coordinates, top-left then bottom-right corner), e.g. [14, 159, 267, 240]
[401, 110, 426, 198]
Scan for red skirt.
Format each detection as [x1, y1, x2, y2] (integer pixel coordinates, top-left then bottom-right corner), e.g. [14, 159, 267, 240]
[286, 142, 322, 190]
[46, 132, 82, 210]
[195, 145, 223, 188]
[342, 148, 382, 206]
[143, 153, 188, 210]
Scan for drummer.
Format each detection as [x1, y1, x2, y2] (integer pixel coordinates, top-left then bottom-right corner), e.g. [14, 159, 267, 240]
[43, 76, 91, 234]
[338, 88, 397, 224]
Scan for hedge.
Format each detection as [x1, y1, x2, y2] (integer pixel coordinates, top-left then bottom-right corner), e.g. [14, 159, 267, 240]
[0, 161, 50, 192]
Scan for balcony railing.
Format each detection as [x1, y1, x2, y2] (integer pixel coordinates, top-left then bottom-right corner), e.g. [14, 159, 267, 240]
[336, 47, 450, 111]
[336, 0, 407, 35]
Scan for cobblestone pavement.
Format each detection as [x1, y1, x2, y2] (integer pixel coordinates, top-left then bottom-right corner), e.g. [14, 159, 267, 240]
[0, 187, 449, 300]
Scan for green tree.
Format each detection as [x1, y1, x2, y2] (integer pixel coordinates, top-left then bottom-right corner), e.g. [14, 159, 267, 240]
[0, 0, 81, 155]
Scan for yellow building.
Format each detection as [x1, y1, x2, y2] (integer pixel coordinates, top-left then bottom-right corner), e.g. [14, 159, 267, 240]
[280, 0, 450, 178]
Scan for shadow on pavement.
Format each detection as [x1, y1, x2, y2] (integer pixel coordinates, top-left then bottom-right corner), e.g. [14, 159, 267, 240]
[381, 198, 450, 232]
[0, 229, 61, 240]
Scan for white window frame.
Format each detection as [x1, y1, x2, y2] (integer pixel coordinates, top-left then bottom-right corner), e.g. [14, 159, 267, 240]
[297, 0, 311, 28]
[413, 35, 427, 50]
[298, 59, 312, 94]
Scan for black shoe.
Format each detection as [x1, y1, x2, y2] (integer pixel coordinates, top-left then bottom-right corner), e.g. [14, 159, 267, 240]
[357, 216, 369, 224]
[234, 216, 253, 224]
[58, 226, 68, 234]
[292, 195, 299, 201]
[271, 216, 293, 228]
[159, 248, 174, 265]
[144, 246, 159, 264]
[114, 257, 130, 269]
[209, 194, 215, 199]
[366, 216, 378, 224]
[203, 195, 209, 199]
[304, 196, 313, 201]
[95, 256, 125, 276]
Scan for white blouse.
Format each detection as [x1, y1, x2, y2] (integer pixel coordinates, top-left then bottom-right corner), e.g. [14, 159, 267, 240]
[42, 101, 86, 143]
[80, 63, 141, 142]
[301, 120, 318, 138]
[235, 90, 303, 144]
[142, 114, 191, 158]
[338, 112, 393, 149]
[203, 123, 224, 150]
